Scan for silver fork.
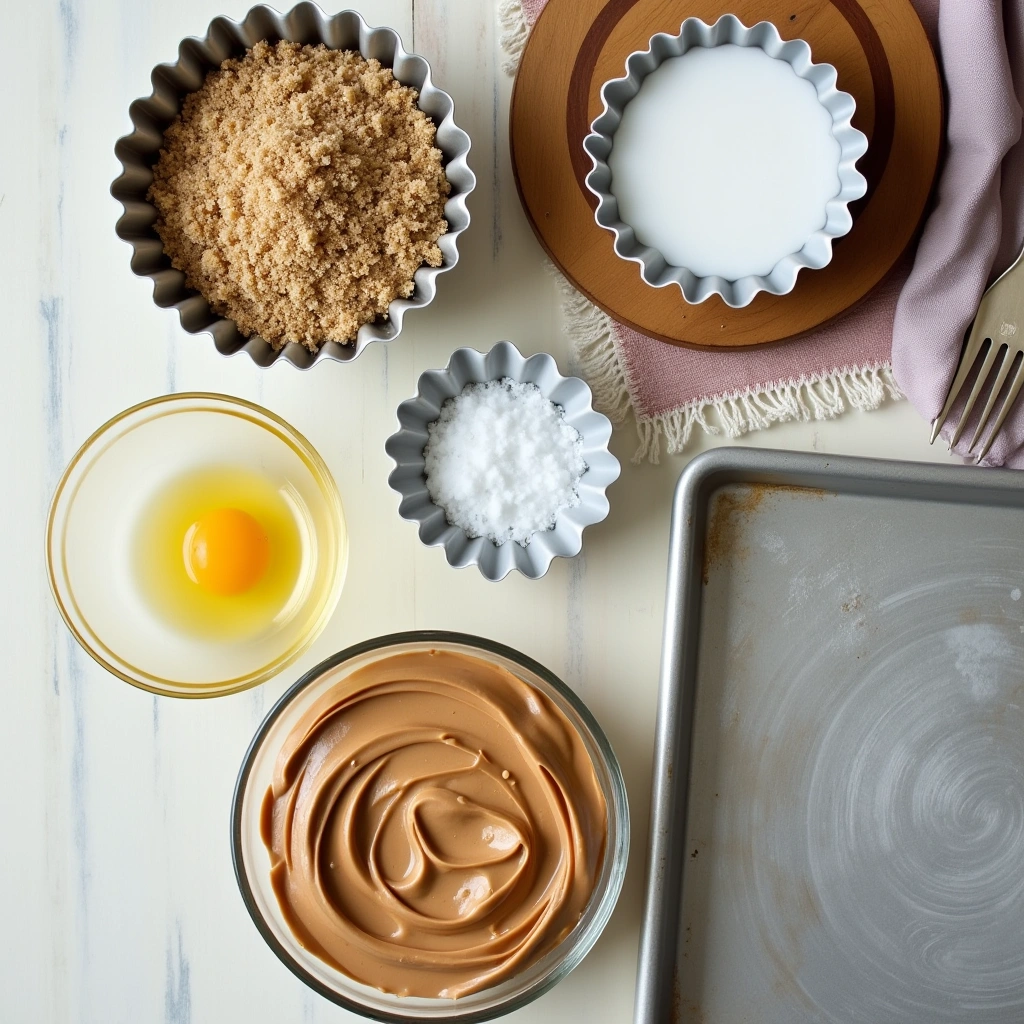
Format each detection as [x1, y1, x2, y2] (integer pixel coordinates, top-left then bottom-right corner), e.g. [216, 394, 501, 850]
[931, 242, 1024, 462]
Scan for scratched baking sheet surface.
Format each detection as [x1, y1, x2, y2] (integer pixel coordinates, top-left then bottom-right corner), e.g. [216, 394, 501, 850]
[681, 484, 1024, 1023]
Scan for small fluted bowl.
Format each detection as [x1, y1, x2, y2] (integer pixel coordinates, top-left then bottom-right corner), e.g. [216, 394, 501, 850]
[385, 342, 620, 581]
[111, 3, 475, 367]
[583, 14, 868, 308]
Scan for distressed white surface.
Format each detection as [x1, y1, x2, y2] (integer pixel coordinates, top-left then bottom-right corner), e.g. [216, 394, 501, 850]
[0, 2, 956, 1022]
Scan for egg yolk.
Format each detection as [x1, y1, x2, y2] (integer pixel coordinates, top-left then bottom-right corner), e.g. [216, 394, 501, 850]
[183, 507, 270, 596]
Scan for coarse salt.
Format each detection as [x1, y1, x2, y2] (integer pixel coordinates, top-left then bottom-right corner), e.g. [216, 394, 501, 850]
[423, 379, 586, 546]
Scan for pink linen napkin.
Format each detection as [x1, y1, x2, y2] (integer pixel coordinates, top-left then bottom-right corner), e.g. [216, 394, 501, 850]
[893, 0, 1024, 468]
[501, 0, 1024, 466]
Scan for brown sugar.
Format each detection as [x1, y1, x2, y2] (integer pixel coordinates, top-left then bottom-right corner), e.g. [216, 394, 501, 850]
[148, 41, 449, 351]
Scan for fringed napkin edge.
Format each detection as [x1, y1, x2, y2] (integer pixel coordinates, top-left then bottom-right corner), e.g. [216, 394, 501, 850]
[499, 0, 530, 74]
[560, 282, 903, 463]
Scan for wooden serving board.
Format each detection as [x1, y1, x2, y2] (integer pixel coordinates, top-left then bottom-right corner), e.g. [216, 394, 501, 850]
[509, 0, 943, 349]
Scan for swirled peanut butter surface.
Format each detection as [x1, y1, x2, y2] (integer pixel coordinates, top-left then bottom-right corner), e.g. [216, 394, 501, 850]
[260, 648, 607, 998]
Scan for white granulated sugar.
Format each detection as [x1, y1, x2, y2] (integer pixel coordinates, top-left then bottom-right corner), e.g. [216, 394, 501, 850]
[423, 379, 587, 545]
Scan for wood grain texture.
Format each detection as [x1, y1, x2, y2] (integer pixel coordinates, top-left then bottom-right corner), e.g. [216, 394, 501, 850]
[509, 0, 943, 348]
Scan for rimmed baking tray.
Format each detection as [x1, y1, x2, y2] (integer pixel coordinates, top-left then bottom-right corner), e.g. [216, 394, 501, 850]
[637, 448, 1024, 1023]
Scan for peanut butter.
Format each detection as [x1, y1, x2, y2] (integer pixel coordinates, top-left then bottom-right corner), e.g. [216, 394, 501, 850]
[260, 648, 607, 998]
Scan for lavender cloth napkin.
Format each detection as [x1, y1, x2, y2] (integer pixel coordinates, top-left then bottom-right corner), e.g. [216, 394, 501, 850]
[893, 0, 1024, 467]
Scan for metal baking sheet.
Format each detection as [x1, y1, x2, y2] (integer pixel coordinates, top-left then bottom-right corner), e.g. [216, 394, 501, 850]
[636, 448, 1024, 1024]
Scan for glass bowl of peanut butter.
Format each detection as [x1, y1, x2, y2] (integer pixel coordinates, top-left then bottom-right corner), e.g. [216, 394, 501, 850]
[231, 631, 629, 1020]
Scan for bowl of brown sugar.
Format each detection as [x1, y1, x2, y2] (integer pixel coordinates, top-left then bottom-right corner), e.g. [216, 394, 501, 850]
[112, 4, 475, 367]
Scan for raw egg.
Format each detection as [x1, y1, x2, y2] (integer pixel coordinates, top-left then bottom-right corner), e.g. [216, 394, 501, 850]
[133, 466, 305, 641]
[185, 508, 270, 595]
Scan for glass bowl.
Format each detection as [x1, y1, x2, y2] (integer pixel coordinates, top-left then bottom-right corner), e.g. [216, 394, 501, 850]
[46, 393, 347, 697]
[231, 631, 629, 1021]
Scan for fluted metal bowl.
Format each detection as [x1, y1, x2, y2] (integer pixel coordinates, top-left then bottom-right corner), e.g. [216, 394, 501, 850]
[583, 14, 868, 308]
[385, 342, 620, 581]
[111, 3, 475, 367]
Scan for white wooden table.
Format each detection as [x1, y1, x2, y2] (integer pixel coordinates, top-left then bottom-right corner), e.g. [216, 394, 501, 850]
[2, 2, 956, 1021]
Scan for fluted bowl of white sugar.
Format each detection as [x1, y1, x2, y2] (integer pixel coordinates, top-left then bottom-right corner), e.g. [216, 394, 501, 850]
[583, 14, 869, 309]
[385, 342, 620, 581]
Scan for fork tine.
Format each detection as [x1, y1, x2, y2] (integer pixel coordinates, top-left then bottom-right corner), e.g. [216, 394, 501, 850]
[973, 354, 1024, 462]
[966, 345, 1013, 452]
[947, 339, 999, 448]
[930, 320, 991, 443]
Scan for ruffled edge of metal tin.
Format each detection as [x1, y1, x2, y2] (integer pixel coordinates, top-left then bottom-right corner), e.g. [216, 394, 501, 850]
[582, 14, 868, 309]
[385, 341, 620, 581]
[110, 3, 475, 368]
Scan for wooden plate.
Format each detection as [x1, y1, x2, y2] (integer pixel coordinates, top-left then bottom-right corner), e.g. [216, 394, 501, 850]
[509, 0, 943, 349]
